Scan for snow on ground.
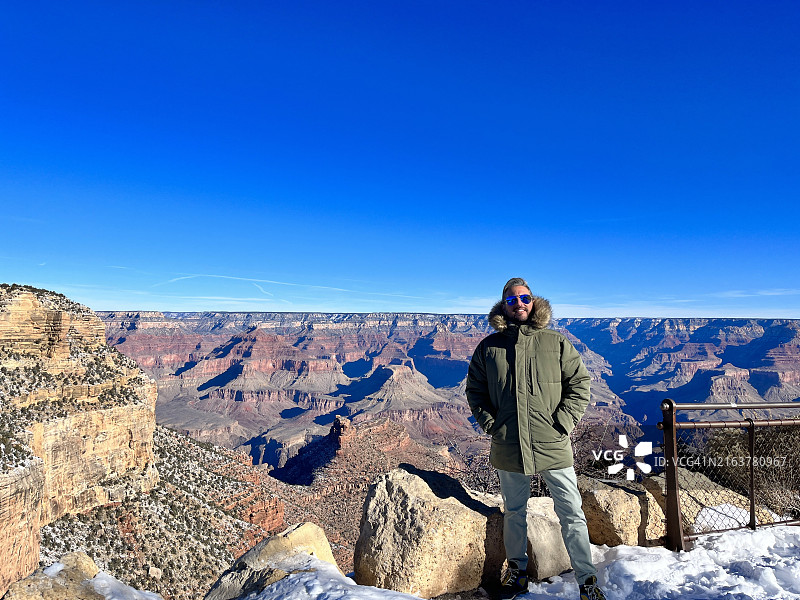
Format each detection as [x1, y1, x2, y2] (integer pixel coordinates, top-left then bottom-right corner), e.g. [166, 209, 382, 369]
[49, 525, 799, 600]
[250, 525, 800, 600]
[251, 553, 419, 600]
[573, 525, 800, 600]
[88, 573, 163, 600]
[692, 503, 783, 532]
[41, 562, 162, 600]
[693, 503, 753, 532]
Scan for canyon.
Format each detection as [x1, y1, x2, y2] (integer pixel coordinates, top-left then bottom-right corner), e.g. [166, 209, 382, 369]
[0, 286, 477, 597]
[98, 311, 800, 464]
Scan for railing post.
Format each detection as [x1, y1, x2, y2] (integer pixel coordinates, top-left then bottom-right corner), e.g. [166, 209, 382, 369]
[748, 419, 756, 530]
[660, 398, 686, 551]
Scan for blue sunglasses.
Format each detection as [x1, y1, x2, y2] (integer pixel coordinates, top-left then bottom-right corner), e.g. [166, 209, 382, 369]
[505, 294, 532, 306]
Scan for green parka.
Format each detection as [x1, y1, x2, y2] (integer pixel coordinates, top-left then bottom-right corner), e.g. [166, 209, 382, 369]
[465, 296, 591, 474]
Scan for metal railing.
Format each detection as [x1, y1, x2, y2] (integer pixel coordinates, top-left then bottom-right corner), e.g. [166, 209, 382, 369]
[658, 399, 800, 551]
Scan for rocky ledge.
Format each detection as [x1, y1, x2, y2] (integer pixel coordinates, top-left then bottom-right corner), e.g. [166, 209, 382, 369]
[0, 284, 159, 596]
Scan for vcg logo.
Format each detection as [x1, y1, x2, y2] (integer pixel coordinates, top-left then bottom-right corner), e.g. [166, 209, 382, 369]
[592, 435, 653, 481]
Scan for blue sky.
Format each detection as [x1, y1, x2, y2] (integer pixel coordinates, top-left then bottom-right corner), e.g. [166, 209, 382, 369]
[1, 1, 798, 317]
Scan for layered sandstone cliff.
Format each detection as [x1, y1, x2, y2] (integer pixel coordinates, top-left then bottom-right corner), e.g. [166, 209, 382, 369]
[0, 285, 158, 596]
[99, 310, 493, 466]
[561, 317, 800, 423]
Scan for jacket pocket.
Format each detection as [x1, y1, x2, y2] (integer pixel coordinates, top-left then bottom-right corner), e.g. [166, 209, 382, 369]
[529, 409, 566, 443]
[490, 439, 524, 472]
[490, 417, 519, 444]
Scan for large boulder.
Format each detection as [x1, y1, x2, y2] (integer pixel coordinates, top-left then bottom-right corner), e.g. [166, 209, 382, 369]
[354, 468, 502, 598]
[205, 522, 339, 600]
[616, 479, 666, 544]
[524, 496, 572, 580]
[578, 475, 641, 546]
[4, 552, 160, 600]
[354, 467, 571, 598]
[575, 475, 669, 546]
[5, 552, 101, 600]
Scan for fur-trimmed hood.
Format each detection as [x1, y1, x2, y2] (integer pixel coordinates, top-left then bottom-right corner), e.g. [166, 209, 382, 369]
[488, 295, 552, 332]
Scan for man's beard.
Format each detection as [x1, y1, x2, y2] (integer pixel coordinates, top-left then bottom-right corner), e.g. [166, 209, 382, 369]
[507, 312, 529, 325]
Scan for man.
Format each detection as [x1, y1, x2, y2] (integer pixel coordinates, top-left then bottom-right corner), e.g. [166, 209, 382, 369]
[466, 278, 606, 600]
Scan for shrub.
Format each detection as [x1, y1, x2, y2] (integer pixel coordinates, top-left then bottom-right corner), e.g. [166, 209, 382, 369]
[703, 425, 800, 518]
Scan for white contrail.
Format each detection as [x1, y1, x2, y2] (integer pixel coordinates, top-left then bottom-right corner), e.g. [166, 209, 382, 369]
[152, 272, 425, 299]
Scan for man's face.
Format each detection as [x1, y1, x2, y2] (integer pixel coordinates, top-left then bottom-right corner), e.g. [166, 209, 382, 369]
[503, 285, 533, 323]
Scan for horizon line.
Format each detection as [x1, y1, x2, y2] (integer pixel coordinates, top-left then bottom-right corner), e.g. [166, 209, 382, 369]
[93, 308, 800, 321]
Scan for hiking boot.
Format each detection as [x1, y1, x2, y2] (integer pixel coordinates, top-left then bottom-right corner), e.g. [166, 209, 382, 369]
[498, 567, 529, 600]
[579, 575, 607, 600]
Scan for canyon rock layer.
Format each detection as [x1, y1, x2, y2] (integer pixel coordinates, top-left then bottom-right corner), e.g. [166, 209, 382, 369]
[0, 285, 158, 596]
[98, 311, 800, 465]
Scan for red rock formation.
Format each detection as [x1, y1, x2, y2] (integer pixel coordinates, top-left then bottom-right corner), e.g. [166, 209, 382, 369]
[97, 310, 800, 472]
[272, 416, 446, 572]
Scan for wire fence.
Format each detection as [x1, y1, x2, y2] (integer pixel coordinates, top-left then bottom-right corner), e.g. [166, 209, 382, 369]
[658, 399, 800, 551]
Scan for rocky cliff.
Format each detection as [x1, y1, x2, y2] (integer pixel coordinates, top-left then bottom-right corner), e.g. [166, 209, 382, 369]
[561, 317, 800, 423]
[32, 416, 444, 596]
[37, 425, 285, 600]
[0, 285, 158, 596]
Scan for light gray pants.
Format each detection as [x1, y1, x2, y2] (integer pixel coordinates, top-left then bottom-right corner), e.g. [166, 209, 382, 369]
[497, 466, 596, 583]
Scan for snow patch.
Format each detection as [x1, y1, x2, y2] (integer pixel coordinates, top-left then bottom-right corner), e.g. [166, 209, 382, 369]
[246, 527, 800, 600]
[250, 553, 421, 600]
[42, 562, 64, 578]
[694, 503, 751, 531]
[88, 572, 162, 600]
